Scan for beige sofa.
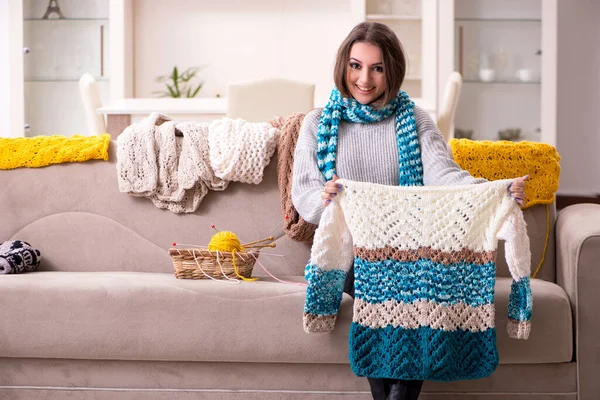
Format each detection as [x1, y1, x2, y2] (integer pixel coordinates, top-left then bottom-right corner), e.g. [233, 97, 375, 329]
[0, 141, 598, 400]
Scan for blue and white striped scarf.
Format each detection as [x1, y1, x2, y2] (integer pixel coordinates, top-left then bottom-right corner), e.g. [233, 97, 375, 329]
[316, 88, 424, 186]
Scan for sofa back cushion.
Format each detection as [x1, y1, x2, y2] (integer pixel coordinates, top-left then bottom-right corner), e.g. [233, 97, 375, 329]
[0, 141, 312, 276]
[0, 141, 556, 282]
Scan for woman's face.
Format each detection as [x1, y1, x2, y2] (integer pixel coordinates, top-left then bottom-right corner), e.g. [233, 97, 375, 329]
[345, 41, 386, 105]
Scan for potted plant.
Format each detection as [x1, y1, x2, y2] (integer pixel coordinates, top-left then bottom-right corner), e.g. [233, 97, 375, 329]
[153, 66, 205, 98]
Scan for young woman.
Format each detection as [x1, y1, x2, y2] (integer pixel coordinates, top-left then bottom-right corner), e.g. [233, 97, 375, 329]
[291, 21, 526, 400]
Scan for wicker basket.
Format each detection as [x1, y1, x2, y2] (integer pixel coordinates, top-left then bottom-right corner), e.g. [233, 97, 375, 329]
[168, 236, 275, 280]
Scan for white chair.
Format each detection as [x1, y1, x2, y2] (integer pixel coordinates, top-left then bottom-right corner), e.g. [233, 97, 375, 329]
[78, 73, 106, 136]
[437, 71, 463, 141]
[226, 78, 315, 122]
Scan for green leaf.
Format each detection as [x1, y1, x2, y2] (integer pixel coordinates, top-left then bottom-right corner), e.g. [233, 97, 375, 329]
[191, 83, 202, 98]
[171, 78, 180, 96]
[180, 73, 193, 83]
[166, 84, 178, 98]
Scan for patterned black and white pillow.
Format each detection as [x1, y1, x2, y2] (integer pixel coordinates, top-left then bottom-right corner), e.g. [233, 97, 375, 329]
[0, 240, 41, 274]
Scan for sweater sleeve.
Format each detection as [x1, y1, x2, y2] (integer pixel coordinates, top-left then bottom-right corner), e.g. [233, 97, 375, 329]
[496, 200, 532, 340]
[291, 110, 327, 225]
[303, 199, 354, 333]
[414, 106, 487, 186]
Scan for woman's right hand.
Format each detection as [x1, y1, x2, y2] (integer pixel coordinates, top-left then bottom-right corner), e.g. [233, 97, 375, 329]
[321, 174, 341, 207]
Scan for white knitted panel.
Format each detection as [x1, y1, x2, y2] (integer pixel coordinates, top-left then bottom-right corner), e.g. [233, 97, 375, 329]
[309, 202, 354, 272]
[151, 120, 184, 202]
[337, 179, 516, 252]
[176, 121, 228, 192]
[496, 207, 532, 279]
[116, 112, 169, 196]
[208, 118, 279, 184]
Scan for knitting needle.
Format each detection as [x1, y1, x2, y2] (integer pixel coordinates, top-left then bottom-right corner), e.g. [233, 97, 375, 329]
[262, 215, 289, 238]
[242, 236, 276, 247]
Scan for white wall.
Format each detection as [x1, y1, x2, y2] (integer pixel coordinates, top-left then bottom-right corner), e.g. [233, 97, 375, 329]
[132, 0, 354, 107]
[555, 0, 600, 196]
[0, 1, 8, 121]
[0, 0, 24, 137]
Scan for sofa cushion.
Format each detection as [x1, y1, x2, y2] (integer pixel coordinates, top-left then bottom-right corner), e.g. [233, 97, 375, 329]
[0, 142, 312, 276]
[0, 272, 571, 364]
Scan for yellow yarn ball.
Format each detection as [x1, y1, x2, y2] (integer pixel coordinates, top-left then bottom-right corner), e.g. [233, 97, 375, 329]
[208, 231, 244, 252]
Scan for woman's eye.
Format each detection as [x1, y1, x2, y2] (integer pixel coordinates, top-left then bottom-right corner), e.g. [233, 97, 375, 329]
[374, 66, 384, 73]
[350, 62, 360, 69]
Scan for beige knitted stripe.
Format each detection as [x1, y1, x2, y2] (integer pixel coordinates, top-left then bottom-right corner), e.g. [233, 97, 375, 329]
[303, 313, 337, 333]
[507, 318, 531, 339]
[353, 298, 495, 332]
[353, 246, 496, 265]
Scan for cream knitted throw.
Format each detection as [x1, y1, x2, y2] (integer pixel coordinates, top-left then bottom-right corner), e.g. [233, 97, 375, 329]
[117, 114, 278, 213]
[117, 113, 227, 213]
[303, 179, 532, 381]
[208, 118, 278, 184]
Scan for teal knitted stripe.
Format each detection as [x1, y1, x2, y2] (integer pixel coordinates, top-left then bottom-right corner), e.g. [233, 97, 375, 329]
[316, 88, 423, 186]
[349, 323, 499, 381]
[508, 277, 533, 321]
[354, 257, 496, 307]
[304, 264, 346, 316]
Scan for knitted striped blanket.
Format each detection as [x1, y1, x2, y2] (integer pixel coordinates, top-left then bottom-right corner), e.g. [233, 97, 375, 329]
[303, 179, 532, 381]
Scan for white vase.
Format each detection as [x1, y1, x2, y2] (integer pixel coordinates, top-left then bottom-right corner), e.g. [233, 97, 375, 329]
[479, 68, 496, 82]
[515, 69, 534, 82]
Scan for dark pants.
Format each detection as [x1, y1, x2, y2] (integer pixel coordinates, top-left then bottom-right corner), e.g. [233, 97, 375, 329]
[367, 378, 424, 400]
[344, 266, 424, 400]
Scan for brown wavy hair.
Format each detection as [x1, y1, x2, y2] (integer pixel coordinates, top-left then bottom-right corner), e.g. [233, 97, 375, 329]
[333, 21, 407, 106]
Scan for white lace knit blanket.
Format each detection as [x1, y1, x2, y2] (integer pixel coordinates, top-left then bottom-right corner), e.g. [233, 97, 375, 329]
[117, 113, 277, 213]
[208, 118, 278, 184]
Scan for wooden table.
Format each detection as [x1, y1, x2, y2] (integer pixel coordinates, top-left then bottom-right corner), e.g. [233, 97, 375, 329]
[97, 98, 227, 138]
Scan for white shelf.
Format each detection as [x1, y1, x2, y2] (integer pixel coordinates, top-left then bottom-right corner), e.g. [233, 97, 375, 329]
[25, 77, 108, 83]
[366, 14, 421, 21]
[455, 18, 541, 23]
[24, 18, 109, 22]
[97, 98, 227, 115]
[463, 80, 541, 84]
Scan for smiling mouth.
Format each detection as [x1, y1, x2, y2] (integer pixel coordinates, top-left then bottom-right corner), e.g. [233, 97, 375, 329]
[356, 85, 375, 94]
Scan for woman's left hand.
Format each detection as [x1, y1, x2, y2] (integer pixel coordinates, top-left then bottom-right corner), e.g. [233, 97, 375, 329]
[509, 175, 529, 206]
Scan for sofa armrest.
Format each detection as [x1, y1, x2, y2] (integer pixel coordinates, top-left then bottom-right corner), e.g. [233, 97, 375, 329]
[556, 203, 600, 400]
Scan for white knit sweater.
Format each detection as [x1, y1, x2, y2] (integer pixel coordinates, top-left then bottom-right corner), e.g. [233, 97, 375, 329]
[303, 178, 532, 381]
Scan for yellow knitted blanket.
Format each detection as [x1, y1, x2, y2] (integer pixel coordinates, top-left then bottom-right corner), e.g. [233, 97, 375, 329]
[450, 139, 561, 209]
[0, 134, 110, 170]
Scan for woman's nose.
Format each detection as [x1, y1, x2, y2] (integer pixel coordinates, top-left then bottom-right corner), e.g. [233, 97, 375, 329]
[359, 69, 372, 84]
